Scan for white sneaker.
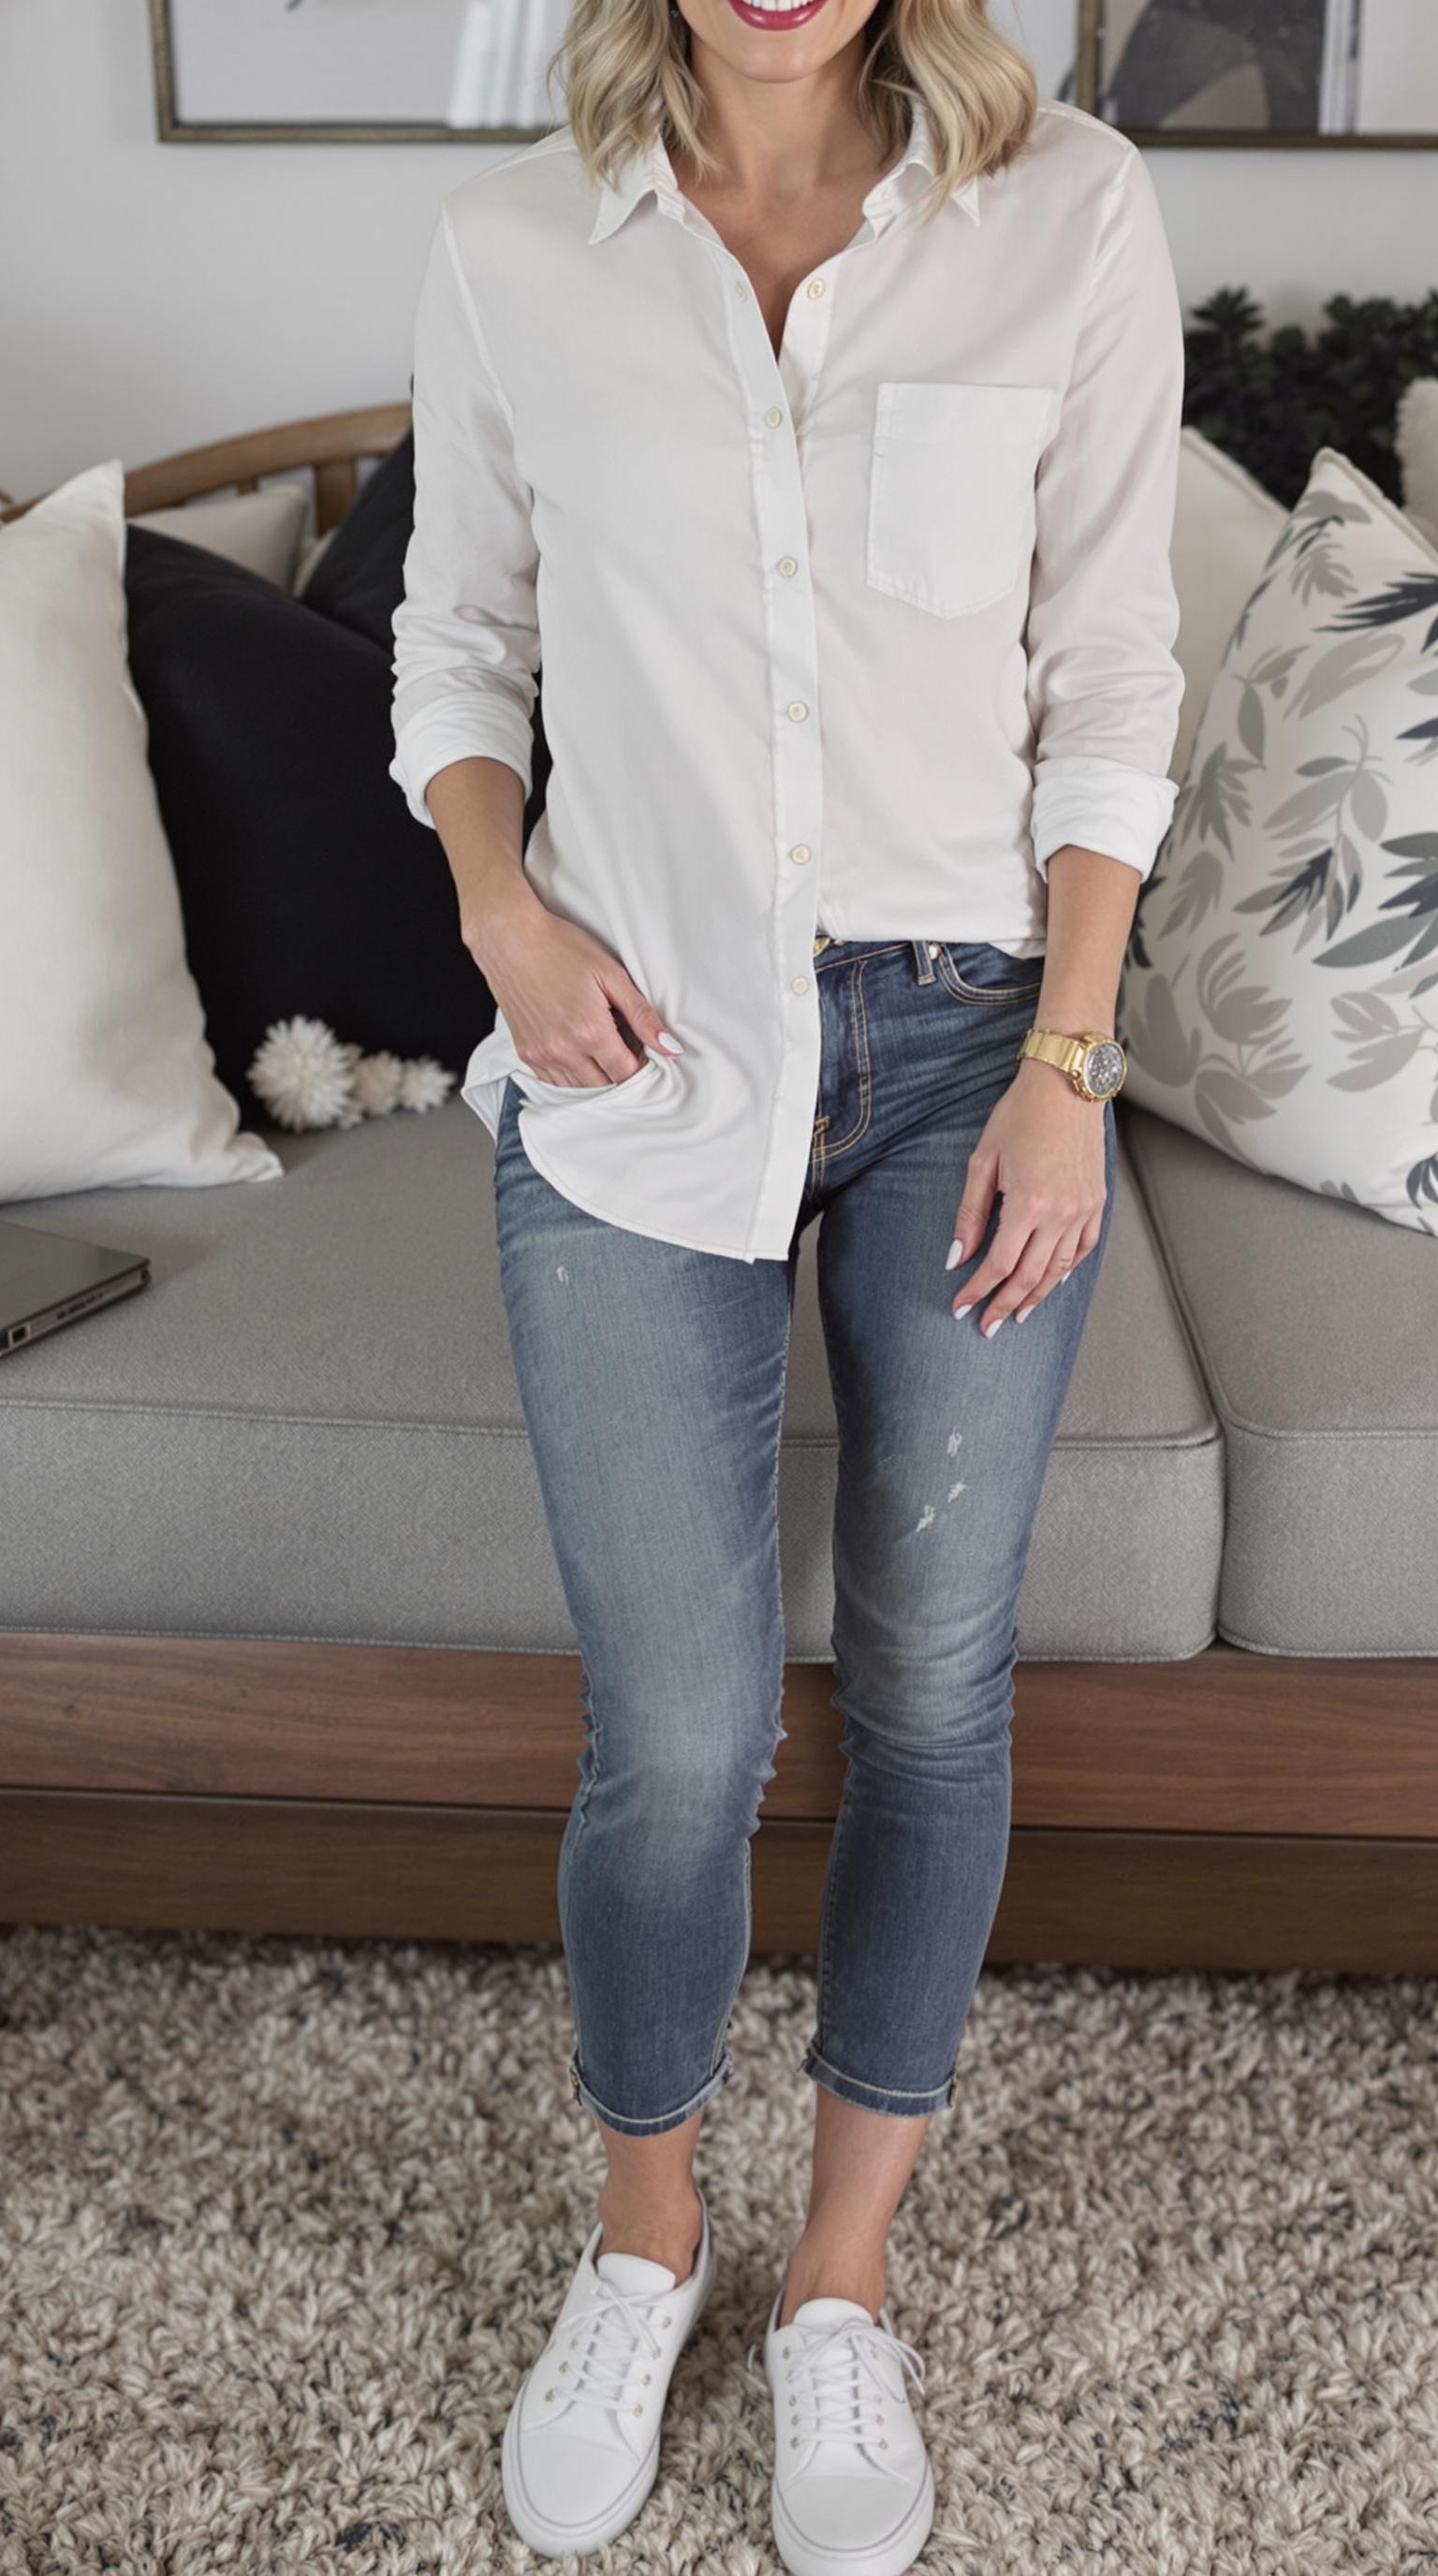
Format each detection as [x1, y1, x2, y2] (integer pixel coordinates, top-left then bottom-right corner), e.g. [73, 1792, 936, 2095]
[501, 2192, 715, 2559]
[762, 2289, 934, 2576]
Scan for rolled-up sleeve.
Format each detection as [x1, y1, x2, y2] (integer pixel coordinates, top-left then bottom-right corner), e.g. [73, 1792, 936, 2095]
[389, 200, 541, 829]
[1023, 141, 1185, 883]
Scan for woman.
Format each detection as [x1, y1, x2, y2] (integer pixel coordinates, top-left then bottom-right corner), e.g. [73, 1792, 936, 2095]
[389, 2, 1184, 2566]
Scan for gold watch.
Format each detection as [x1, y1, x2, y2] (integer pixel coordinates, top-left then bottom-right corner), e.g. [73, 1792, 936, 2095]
[1018, 1027, 1127, 1102]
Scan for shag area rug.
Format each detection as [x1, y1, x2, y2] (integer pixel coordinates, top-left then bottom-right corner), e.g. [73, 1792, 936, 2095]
[1, 1925, 1434, 2576]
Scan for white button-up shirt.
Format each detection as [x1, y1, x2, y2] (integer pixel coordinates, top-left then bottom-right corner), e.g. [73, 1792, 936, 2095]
[389, 95, 1185, 1262]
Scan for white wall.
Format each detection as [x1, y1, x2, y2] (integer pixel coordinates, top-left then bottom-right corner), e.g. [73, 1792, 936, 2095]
[2, 0, 1435, 505]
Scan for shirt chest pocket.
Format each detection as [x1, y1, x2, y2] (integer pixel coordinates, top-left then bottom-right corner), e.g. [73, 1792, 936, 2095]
[866, 380, 1055, 620]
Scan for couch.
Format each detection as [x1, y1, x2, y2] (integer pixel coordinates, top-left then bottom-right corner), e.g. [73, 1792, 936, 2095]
[2, 413, 1435, 1970]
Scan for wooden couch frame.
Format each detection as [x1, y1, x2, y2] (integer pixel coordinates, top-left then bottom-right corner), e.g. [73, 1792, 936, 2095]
[3, 417, 1434, 1970]
[0, 402, 412, 533]
[3, 1633, 1437, 1968]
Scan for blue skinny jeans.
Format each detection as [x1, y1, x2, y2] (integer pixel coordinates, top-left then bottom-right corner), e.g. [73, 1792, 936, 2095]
[492, 934, 1116, 2135]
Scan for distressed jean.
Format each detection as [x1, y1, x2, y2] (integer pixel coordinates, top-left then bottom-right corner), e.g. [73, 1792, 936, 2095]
[492, 935, 1117, 2134]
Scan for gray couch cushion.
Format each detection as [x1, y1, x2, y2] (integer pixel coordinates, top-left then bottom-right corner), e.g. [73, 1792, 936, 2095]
[1122, 1103, 1438, 1657]
[0, 1095, 1221, 1660]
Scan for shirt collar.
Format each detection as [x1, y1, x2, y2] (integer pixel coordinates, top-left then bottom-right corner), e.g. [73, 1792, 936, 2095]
[587, 93, 980, 246]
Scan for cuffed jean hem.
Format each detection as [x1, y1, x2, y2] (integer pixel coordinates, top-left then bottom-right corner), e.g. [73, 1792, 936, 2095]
[566, 2049, 734, 2137]
[800, 2042, 959, 2120]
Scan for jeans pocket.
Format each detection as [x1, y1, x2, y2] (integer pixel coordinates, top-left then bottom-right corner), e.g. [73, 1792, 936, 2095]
[932, 940, 1046, 1007]
[509, 1053, 664, 1105]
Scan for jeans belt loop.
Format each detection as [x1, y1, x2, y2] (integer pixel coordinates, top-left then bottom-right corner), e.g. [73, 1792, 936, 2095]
[913, 937, 937, 985]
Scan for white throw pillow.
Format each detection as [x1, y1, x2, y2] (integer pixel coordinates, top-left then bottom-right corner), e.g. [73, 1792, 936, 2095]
[1119, 446, 1438, 1237]
[1170, 427, 1286, 784]
[293, 525, 338, 595]
[1395, 376, 1438, 552]
[0, 459, 282, 1200]
[131, 481, 310, 588]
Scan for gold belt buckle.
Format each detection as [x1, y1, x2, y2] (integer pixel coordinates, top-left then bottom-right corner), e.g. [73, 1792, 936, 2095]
[813, 933, 832, 955]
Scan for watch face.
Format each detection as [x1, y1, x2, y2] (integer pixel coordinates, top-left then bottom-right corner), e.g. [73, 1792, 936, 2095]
[1082, 1039, 1125, 1098]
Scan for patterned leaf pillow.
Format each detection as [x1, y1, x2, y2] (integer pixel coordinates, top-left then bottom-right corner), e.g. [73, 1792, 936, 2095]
[1117, 447, 1438, 1236]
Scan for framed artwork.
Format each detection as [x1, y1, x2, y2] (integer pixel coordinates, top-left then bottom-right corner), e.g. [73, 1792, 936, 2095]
[1048, 0, 1438, 144]
[150, 0, 572, 141]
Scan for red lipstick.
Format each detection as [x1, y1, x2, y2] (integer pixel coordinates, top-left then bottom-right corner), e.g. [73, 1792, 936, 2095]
[722, 0, 837, 28]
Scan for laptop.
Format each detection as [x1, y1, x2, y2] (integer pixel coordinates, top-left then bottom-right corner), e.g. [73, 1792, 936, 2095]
[0, 1216, 150, 1357]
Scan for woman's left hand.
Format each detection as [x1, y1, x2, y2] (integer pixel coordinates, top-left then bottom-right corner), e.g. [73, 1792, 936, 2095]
[946, 1060, 1108, 1334]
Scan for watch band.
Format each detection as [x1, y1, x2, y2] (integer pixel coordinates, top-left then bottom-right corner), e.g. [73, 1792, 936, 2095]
[1019, 1027, 1127, 1101]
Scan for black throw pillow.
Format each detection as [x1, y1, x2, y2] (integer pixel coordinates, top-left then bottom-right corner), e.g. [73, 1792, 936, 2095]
[299, 420, 554, 821]
[123, 520, 498, 1121]
[299, 428, 417, 651]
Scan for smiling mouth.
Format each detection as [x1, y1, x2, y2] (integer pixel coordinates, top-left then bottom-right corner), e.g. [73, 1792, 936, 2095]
[721, 0, 838, 27]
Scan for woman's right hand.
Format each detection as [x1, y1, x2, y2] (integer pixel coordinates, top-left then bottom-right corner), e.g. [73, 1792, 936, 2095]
[463, 889, 682, 1090]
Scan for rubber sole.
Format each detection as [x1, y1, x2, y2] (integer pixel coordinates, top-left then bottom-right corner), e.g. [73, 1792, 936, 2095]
[501, 2385, 664, 2559]
[770, 2454, 936, 2576]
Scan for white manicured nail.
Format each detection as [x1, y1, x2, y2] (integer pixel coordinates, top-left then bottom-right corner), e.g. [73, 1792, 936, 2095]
[1017, 1307, 1034, 1323]
[656, 1031, 684, 1052]
[945, 1238, 964, 1271]
[952, 1303, 973, 1321]
[983, 1315, 1005, 1338]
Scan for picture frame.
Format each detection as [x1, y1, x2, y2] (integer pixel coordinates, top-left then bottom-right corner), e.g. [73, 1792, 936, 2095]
[149, 0, 569, 144]
[1072, 0, 1438, 147]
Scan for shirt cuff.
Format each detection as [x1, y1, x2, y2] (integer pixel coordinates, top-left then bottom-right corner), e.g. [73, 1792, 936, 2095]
[1031, 754, 1181, 882]
[389, 699, 535, 829]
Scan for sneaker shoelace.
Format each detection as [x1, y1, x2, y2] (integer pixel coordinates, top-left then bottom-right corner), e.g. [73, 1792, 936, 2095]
[546, 2282, 669, 2416]
[762, 2318, 927, 2461]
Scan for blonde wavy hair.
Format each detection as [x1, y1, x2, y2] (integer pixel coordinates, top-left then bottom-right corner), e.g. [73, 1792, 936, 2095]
[547, 1, 1038, 226]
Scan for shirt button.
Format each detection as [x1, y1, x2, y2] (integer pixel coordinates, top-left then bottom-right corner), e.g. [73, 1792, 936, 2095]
[790, 843, 812, 865]
[807, 278, 827, 299]
[790, 974, 810, 995]
[734, 277, 748, 298]
[787, 700, 809, 722]
[764, 405, 785, 428]
[777, 556, 799, 578]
